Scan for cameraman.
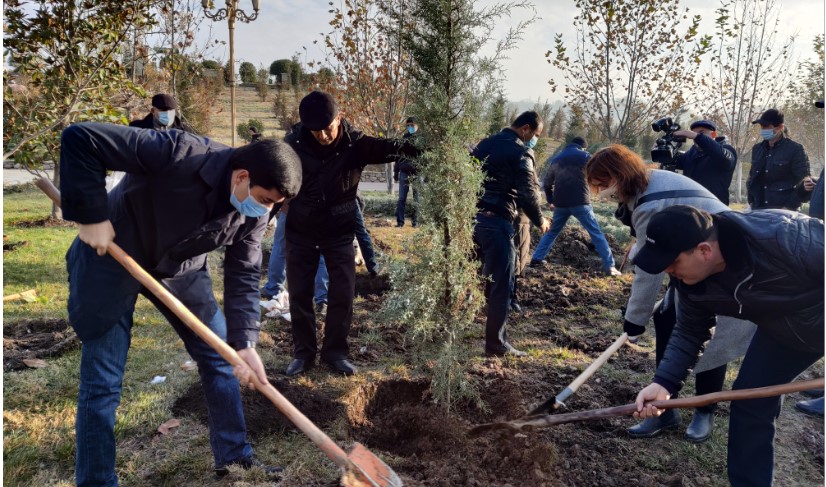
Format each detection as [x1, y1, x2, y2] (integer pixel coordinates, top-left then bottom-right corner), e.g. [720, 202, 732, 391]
[673, 120, 737, 205]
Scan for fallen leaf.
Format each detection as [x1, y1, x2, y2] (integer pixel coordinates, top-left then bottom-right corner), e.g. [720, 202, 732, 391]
[22, 358, 47, 368]
[157, 418, 181, 435]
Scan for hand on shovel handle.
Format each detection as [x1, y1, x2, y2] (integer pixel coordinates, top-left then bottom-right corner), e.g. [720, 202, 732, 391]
[35, 178, 402, 487]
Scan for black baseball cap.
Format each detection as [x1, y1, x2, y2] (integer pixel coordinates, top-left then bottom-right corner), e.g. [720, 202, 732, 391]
[299, 91, 339, 131]
[816, 101, 824, 109]
[571, 136, 587, 147]
[406, 116, 416, 124]
[690, 120, 716, 131]
[151, 93, 177, 110]
[634, 206, 715, 274]
[751, 108, 784, 126]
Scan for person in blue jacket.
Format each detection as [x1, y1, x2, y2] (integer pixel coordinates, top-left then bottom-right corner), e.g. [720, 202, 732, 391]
[59, 122, 302, 485]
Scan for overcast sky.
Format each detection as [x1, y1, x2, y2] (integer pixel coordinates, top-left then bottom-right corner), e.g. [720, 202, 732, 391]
[198, 0, 824, 104]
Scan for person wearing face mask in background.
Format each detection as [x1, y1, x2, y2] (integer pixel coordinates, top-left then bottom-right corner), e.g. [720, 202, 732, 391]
[472, 111, 551, 357]
[59, 122, 303, 484]
[672, 120, 737, 205]
[585, 145, 756, 443]
[282, 91, 419, 377]
[747, 108, 811, 211]
[129, 93, 193, 132]
[394, 116, 421, 227]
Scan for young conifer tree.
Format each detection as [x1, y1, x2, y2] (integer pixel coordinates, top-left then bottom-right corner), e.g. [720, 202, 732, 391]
[379, 0, 535, 409]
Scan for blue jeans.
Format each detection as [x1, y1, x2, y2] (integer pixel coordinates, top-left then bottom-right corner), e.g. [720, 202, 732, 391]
[355, 204, 378, 272]
[531, 205, 615, 270]
[395, 171, 419, 226]
[261, 211, 287, 297]
[67, 239, 252, 486]
[727, 329, 822, 486]
[315, 256, 329, 304]
[473, 213, 515, 353]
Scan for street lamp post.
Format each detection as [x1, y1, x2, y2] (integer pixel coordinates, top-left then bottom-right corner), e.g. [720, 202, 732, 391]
[202, 0, 259, 147]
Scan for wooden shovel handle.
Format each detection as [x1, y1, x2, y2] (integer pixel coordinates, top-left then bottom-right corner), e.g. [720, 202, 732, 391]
[496, 377, 824, 433]
[35, 178, 352, 470]
[528, 333, 628, 415]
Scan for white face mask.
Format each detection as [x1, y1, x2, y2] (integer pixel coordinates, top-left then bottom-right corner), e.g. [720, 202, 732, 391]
[596, 184, 618, 201]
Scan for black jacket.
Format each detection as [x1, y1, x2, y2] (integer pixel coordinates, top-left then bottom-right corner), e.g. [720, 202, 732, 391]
[654, 210, 824, 394]
[747, 136, 810, 210]
[129, 113, 192, 132]
[393, 131, 418, 177]
[674, 134, 736, 205]
[60, 122, 268, 343]
[285, 120, 412, 246]
[543, 143, 591, 208]
[473, 128, 544, 227]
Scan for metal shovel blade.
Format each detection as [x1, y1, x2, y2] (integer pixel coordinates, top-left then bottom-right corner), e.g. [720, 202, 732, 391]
[341, 442, 403, 487]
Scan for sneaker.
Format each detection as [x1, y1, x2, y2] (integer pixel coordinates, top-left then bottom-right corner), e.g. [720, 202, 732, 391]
[485, 342, 527, 357]
[529, 259, 544, 269]
[314, 302, 328, 316]
[604, 267, 622, 277]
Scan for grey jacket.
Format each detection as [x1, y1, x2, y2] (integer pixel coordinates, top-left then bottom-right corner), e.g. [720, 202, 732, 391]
[625, 170, 756, 371]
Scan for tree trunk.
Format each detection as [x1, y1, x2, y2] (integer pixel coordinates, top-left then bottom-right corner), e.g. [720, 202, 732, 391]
[385, 163, 394, 194]
[51, 163, 63, 220]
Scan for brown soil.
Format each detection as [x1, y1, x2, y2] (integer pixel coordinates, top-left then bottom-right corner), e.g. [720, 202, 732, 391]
[3, 239, 29, 252]
[170, 377, 344, 440]
[10, 216, 77, 228]
[3, 318, 79, 371]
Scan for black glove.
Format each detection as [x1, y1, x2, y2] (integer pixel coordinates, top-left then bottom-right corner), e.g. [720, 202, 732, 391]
[623, 319, 645, 343]
[393, 176, 399, 182]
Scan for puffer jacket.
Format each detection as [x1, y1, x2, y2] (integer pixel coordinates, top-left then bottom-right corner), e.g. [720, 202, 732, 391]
[747, 136, 810, 210]
[654, 209, 824, 394]
[473, 128, 544, 227]
[543, 143, 591, 208]
[673, 134, 736, 205]
[285, 119, 412, 246]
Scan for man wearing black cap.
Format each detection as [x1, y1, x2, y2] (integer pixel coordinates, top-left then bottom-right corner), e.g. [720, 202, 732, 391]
[394, 116, 420, 227]
[672, 120, 737, 205]
[283, 90, 416, 376]
[130, 93, 191, 132]
[747, 108, 811, 210]
[632, 205, 823, 487]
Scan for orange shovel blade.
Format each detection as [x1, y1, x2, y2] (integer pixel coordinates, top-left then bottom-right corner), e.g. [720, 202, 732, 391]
[341, 442, 403, 487]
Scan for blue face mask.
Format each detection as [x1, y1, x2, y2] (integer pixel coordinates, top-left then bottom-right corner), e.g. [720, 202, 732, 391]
[230, 181, 269, 218]
[525, 134, 538, 149]
[157, 109, 175, 127]
[759, 128, 776, 141]
[406, 125, 416, 134]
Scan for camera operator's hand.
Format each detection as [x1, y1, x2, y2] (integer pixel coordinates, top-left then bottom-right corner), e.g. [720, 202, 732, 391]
[673, 129, 697, 140]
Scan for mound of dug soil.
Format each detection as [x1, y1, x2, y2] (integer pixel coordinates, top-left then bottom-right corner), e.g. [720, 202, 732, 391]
[533, 226, 625, 273]
[3, 318, 79, 371]
[171, 378, 344, 440]
[347, 378, 557, 486]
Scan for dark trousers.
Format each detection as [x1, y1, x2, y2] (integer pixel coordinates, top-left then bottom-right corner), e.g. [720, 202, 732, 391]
[653, 285, 727, 413]
[286, 238, 355, 362]
[511, 214, 531, 304]
[727, 329, 822, 487]
[473, 213, 515, 353]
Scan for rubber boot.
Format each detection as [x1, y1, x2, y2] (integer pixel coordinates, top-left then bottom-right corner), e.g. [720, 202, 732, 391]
[627, 408, 681, 438]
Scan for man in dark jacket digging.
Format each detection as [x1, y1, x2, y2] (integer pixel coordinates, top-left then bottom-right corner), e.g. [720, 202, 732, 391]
[632, 205, 824, 487]
[60, 122, 302, 485]
[283, 91, 417, 377]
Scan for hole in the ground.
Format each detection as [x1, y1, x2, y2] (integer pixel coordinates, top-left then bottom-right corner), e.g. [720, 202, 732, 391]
[3, 318, 79, 371]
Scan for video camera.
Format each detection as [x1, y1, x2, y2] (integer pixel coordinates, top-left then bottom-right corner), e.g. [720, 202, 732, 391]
[650, 117, 685, 170]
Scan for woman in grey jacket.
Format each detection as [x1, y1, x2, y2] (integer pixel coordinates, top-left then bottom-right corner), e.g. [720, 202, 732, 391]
[585, 144, 756, 442]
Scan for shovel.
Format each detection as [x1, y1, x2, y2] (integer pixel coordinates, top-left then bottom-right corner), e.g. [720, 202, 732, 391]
[36, 177, 401, 487]
[526, 332, 628, 416]
[470, 377, 824, 436]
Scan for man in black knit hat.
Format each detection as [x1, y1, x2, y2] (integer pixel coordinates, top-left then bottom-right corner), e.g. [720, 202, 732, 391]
[283, 91, 417, 376]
